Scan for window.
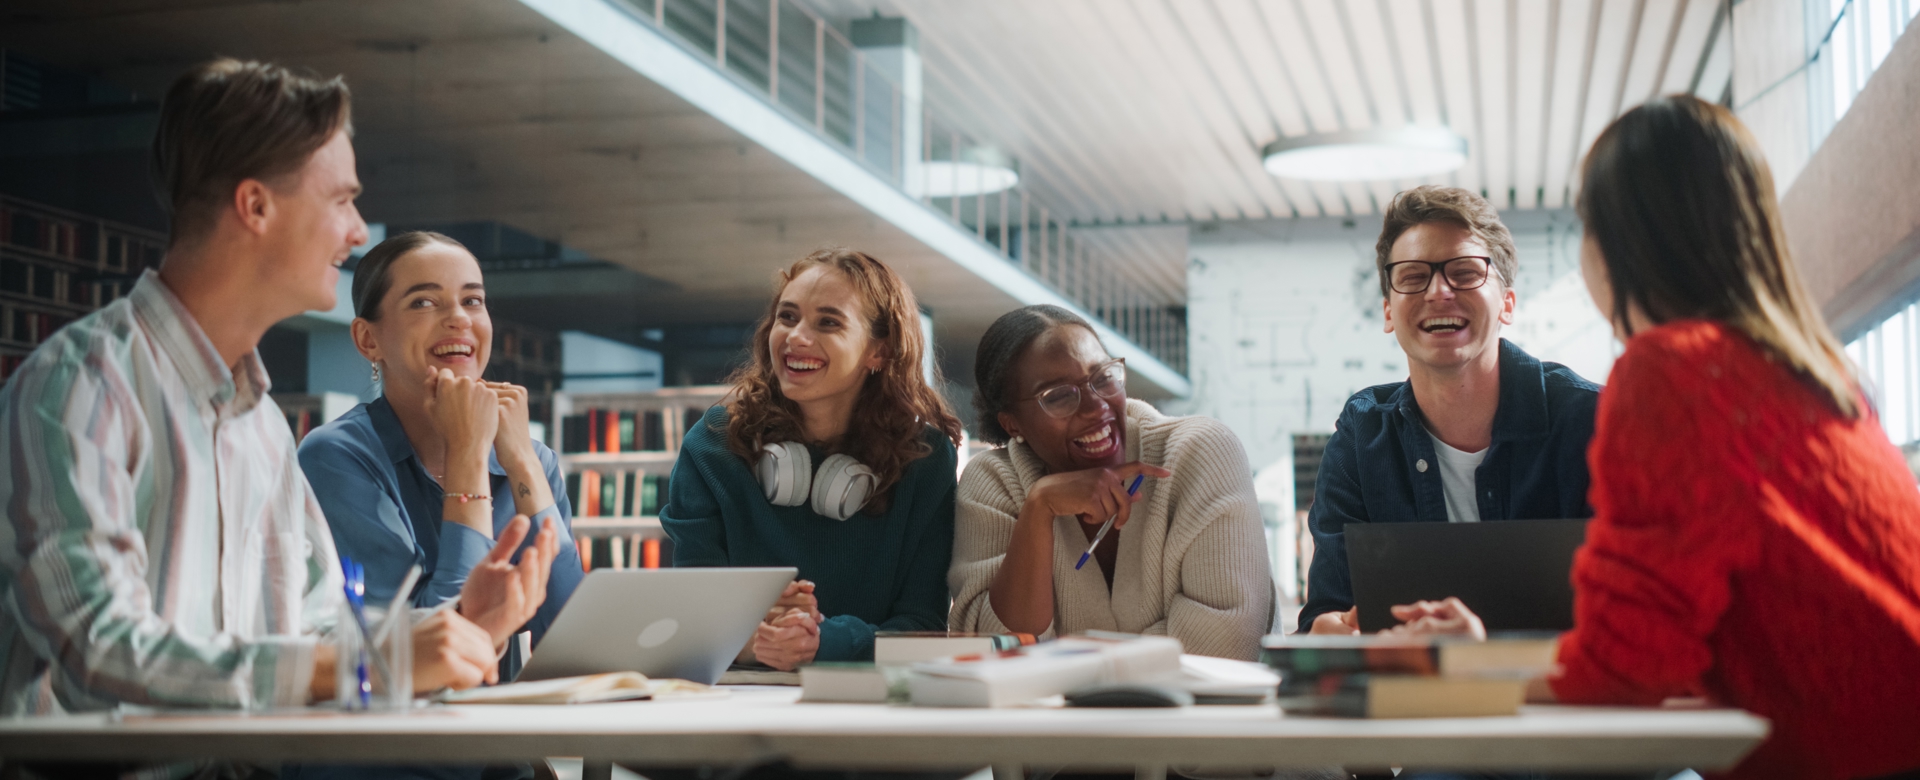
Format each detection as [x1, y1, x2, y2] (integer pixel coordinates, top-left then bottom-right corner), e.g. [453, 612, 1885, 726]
[1809, 0, 1920, 147]
[1847, 301, 1920, 446]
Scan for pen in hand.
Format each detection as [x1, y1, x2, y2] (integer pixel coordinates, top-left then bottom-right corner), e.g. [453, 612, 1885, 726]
[1076, 474, 1145, 570]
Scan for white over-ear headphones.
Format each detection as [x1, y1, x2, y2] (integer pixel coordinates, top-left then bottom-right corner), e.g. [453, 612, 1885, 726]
[756, 442, 877, 521]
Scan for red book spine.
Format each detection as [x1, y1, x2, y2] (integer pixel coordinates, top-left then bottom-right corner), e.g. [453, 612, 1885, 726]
[642, 538, 661, 569]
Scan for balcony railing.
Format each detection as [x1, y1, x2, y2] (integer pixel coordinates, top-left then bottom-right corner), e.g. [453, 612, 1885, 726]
[620, 0, 1187, 374]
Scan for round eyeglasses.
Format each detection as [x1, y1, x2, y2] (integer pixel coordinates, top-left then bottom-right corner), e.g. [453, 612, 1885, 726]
[1384, 256, 1494, 295]
[1020, 359, 1126, 418]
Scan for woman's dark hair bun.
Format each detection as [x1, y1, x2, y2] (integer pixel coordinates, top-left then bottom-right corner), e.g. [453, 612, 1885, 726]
[971, 304, 1100, 445]
[350, 231, 465, 321]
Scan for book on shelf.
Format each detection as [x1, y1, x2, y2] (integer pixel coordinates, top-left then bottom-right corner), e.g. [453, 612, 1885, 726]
[285, 409, 315, 442]
[561, 407, 672, 454]
[577, 533, 673, 572]
[566, 468, 668, 518]
[907, 634, 1183, 708]
[873, 632, 1037, 664]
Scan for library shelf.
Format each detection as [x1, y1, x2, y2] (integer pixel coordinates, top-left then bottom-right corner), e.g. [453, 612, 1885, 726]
[551, 385, 730, 572]
[0, 195, 166, 386]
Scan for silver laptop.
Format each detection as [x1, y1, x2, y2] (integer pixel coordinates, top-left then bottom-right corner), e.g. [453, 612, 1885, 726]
[516, 567, 797, 684]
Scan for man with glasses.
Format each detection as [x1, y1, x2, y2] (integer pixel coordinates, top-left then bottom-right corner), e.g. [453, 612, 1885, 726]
[1298, 186, 1600, 636]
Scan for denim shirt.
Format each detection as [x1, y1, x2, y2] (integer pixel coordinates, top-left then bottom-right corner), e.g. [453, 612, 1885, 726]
[297, 396, 582, 646]
[1297, 339, 1600, 633]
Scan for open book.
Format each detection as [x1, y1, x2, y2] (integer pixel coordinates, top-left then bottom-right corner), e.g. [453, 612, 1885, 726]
[439, 672, 723, 705]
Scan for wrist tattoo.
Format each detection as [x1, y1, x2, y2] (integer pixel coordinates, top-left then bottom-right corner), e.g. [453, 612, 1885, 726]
[517, 483, 531, 498]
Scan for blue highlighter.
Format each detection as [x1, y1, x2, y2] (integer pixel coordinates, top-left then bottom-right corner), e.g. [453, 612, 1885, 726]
[1076, 474, 1145, 570]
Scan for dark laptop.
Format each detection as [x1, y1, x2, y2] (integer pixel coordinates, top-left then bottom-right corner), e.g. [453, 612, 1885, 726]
[1346, 520, 1588, 633]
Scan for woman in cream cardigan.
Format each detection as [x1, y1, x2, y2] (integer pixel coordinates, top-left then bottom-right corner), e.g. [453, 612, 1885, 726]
[949, 305, 1274, 660]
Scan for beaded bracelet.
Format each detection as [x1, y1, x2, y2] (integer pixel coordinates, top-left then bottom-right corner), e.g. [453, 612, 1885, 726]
[443, 492, 491, 504]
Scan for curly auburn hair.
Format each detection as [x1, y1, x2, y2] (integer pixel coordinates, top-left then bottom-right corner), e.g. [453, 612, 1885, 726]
[722, 248, 963, 514]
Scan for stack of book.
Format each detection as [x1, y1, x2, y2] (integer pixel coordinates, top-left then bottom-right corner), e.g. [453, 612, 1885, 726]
[907, 634, 1184, 708]
[800, 632, 1036, 703]
[1261, 633, 1559, 718]
[561, 408, 667, 453]
[566, 469, 668, 518]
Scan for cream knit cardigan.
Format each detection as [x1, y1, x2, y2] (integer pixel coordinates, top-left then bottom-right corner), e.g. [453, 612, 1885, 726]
[949, 399, 1274, 661]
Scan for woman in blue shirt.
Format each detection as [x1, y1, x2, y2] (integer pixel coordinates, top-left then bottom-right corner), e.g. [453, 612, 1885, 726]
[663, 248, 963, 668]
[298, 230, 581, 666]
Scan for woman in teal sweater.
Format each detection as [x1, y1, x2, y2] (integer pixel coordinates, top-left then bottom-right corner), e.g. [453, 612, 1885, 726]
[663, 248, 964, 668]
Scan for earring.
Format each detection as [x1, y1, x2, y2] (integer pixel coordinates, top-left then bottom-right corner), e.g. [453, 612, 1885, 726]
[1010, 435, 1024, 445]
[370, 362, 381, 383]
[870, 367, 880, 376]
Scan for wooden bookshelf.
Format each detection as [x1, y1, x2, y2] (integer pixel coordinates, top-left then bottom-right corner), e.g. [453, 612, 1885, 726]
[551, 386, 730, 571]
[0, 195, 166, 384]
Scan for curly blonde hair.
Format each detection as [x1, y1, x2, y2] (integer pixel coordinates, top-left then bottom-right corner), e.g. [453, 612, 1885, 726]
[723, 248, 963, 514]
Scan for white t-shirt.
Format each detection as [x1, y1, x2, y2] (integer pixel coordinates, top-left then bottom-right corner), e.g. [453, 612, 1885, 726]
[1428, 433, 1488, 523]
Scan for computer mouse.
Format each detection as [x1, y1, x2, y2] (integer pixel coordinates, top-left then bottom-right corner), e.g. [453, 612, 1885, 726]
[1064, 682, 1194, 708]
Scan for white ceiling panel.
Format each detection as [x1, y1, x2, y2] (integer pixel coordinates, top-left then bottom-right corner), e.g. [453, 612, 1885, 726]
[803, 0, 1728, 222]
[1511, 0, 1553, 209]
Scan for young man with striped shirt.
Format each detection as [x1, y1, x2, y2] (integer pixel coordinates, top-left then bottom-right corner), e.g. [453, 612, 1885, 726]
[0, 59, 551, 731]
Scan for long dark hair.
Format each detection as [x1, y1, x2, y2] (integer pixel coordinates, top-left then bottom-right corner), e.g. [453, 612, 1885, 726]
[971, 305, 1100, 445]
[1579, 95, 1858, 418]
[724, 248, 962, 513]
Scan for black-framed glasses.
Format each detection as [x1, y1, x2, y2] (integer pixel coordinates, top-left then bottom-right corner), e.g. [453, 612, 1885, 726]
[1020, 358, 1126, 418]
[1384, 256, 1494, 295]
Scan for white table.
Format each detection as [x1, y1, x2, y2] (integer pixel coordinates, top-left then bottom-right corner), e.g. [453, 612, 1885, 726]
[0, 687, 1767, 777]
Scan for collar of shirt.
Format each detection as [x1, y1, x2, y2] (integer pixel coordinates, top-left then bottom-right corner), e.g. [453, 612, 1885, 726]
[367, 394, 509, 477]
[1382, 338, 1552, 445]
[128, 270, 271, 418]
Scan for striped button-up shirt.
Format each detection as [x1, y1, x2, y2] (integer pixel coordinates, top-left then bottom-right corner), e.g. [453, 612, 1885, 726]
[0, 271, 341, 716]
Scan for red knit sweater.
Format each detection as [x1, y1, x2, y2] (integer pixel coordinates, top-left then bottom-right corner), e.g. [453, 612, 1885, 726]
[1551, 320, 1920, 779]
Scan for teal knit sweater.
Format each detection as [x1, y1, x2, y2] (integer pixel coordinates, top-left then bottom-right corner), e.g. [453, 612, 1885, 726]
[661, 406, 956, 661]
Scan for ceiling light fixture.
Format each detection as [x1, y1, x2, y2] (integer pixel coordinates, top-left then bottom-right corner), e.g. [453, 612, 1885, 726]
[915, 147, 1019, 198]
[1261, 127, 1469, 182]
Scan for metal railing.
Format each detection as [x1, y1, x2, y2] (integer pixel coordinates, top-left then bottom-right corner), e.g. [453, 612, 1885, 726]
[624, 0, 1187, 374]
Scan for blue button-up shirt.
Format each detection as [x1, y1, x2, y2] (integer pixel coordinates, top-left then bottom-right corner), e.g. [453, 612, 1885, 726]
[1297, 339, 1600, 633]
[296, 396, 582, 646]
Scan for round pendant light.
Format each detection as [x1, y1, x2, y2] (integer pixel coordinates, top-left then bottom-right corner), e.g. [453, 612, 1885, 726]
[1261, 126, 1469, 182]
[919, 160, 1020, 197]
[915, 146, 1020, 198]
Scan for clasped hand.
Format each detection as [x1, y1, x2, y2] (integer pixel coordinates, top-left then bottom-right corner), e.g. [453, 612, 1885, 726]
[752, 580, 823, 671]
[424, 369, 500, 457]
[1028, 461, 1172, 529]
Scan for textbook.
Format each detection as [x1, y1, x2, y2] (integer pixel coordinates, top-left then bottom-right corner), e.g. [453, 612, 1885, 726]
[1175, 654, 1280, 704]
[438, 672, 721, 705]
[907, 634, 1183, 708]
[873, 631, 1037, 664]
[798, 663, 912, 703]
[1259, 633, 1559, 679]
[1275, 672, 1526, 718]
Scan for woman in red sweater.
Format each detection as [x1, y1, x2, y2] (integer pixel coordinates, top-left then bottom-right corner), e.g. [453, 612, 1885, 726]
[1398, 95, 1920, 777]
[1560, 96, 1920, 777]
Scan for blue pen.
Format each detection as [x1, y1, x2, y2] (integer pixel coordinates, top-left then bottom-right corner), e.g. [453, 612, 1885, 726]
[1076, 474, 1145, 570]
[342, 558, 371, 709]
